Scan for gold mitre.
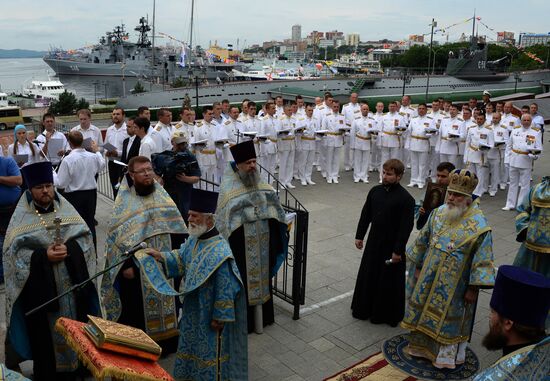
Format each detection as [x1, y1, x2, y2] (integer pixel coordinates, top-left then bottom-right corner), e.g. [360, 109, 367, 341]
[447, 169, 478, 197]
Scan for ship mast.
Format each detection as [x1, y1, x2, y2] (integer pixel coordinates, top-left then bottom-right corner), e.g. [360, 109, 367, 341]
[189, 0, 194, 51]
[151, 0, 156, 79]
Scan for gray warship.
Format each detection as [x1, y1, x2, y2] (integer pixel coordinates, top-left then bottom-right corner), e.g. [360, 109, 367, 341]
[117, 32, 550, 110]
[43, 17, 245, 81]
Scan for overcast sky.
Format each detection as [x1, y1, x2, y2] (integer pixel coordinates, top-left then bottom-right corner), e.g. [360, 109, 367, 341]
[2, 0, 548, 51]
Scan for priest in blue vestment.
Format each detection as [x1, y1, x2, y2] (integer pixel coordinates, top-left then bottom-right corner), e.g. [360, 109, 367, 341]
[514, 176, 550, 278]
[474, 265, 550, 380]
[402, 169, 495, 369]
[216, 140, 288, 333]
[147, 188, 247, 380]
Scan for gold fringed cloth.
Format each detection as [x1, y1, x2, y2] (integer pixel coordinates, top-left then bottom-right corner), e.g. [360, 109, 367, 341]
[55, 317, 174, 381]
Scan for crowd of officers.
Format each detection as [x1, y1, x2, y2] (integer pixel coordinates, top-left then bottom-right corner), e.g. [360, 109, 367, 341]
[123, 92, 543, 212]
[6, 91, 544, 220]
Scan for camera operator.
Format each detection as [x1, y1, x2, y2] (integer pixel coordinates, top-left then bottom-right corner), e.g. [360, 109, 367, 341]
[152, 130, 201, 224]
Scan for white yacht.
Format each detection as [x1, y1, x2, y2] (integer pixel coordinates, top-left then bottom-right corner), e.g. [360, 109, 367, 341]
[23, 80, 65, 100]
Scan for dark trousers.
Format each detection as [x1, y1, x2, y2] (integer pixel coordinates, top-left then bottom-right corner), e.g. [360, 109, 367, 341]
[63, 189, 97, 250]
[108, 160, 122, 199]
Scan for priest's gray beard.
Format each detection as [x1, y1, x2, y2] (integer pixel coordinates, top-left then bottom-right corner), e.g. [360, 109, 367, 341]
[188, 222, 208, 237]
[238, 167, 260, 187]
[441, 201, 468, 224]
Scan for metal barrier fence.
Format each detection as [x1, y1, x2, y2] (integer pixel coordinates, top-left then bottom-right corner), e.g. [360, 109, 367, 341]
[97, 162, 309, 320]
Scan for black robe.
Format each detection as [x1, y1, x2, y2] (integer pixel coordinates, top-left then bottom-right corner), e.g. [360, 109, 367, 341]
[228, 219, 283, 334]
[352, 182, 414, 326]
[14, 204, 99, 380]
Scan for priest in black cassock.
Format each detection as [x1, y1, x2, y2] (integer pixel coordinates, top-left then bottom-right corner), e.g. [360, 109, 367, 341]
[352, 158, 415, 326]
[3, 161, 100, 380]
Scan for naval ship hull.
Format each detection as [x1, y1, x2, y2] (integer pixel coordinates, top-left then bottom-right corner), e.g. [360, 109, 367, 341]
[117, 69, 550, 110]
[44, 58, 243, 80]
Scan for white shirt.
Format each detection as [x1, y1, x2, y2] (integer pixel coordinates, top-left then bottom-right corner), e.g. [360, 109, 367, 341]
[507, 126, 543, 169]
[351, 115, 376, 151]
[139, 135, 157, 159]
[487, 123, 508, 161]
[56, 148, 105, 192]
[439, 116, 464, 155]
[399, 105, 417, 125]
[322, 112, 346, 148]
[380, 112, 406, 148]
[464, 124, 494, 164]
[192, 121, 217, 167]
[71, 124, 103, 145]
[8, 141, 42, 166]
[532, 113, 544, 129]
[408, 115, 434, 152]
[36, 130, 69, 164]
[296, 116, 319, 151]
[277, 115, 296, 151]
[260, 114, 279, 155]
[342, 102, 361, 127]
[223, 118, 242, 145]
[104, 122, 129, 158]
[501, 113, 521, 133]
[152, 121, 174, 152]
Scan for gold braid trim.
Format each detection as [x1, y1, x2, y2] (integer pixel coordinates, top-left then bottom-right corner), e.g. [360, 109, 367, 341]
[525, 241, 550, 254]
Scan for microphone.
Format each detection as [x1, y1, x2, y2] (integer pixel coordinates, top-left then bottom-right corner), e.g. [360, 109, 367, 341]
[124, 242, 147, 257]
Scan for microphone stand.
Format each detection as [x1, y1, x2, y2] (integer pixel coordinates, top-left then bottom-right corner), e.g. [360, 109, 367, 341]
[25, 249, 139, 317]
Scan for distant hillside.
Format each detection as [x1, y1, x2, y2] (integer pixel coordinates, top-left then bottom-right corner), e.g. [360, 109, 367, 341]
[0, 49, 47, 58]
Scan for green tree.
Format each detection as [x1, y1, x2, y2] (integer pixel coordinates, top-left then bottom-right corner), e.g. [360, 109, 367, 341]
[75, 97, 89, 111]
[48, 90, 78, 115]
[133, 81, 146, 94]
[171, 76, 187, 88]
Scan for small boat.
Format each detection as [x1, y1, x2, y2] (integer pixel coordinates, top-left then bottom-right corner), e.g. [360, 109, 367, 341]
[23, 79, 65, 101]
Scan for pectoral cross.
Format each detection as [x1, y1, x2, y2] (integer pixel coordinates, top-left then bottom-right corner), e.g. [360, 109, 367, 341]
[53, 217, 63, 245]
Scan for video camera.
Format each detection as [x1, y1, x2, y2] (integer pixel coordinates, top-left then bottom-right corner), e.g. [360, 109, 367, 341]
[151, 150, 199, 181]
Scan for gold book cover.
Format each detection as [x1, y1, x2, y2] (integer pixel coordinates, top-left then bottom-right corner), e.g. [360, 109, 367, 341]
[85, 315, 162, 357]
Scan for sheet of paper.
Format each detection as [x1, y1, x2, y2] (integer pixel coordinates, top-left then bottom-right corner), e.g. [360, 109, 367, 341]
[102, 142, 117, 152]
[47, 138, 64, 160]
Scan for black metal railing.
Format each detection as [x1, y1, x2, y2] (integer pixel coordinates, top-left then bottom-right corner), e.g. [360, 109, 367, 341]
[98, 163, 309, 320]
[257, 164, 309, 320]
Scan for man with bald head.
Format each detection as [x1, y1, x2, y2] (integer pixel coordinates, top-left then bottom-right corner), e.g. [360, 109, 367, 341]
[503, 114, 543, 211]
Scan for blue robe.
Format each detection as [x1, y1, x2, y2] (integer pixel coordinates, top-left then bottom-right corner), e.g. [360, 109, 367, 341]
[514, 176, 550, 277]
[162, 231, 247, 380]
[100, 180, 187, 343]
[402, 202, 495, 359]
[473, 336, 550, 381]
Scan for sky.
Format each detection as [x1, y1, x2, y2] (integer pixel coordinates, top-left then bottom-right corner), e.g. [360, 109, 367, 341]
[1, 0, 549, 51]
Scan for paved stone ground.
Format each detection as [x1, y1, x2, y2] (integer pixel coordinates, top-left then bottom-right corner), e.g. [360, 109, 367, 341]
[2, 148, 548, 380]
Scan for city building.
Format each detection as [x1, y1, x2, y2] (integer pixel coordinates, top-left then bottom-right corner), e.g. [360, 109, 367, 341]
[325, 30, 344, 41]
[346, 33, 360, 46]
[292, 25, 302, 43]
[519, 33, 550, 47]
[497, 31, 515, 44]
[409, 34, 425, 42]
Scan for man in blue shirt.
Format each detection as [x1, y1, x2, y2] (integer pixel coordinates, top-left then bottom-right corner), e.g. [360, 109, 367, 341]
[0, 156, 22, 284]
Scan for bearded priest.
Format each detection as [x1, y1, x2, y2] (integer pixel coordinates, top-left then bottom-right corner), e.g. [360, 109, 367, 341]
[402, 169, 496, 369]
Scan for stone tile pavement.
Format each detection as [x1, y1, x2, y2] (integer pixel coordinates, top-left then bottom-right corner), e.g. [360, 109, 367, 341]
[1, 149, 548, 380]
